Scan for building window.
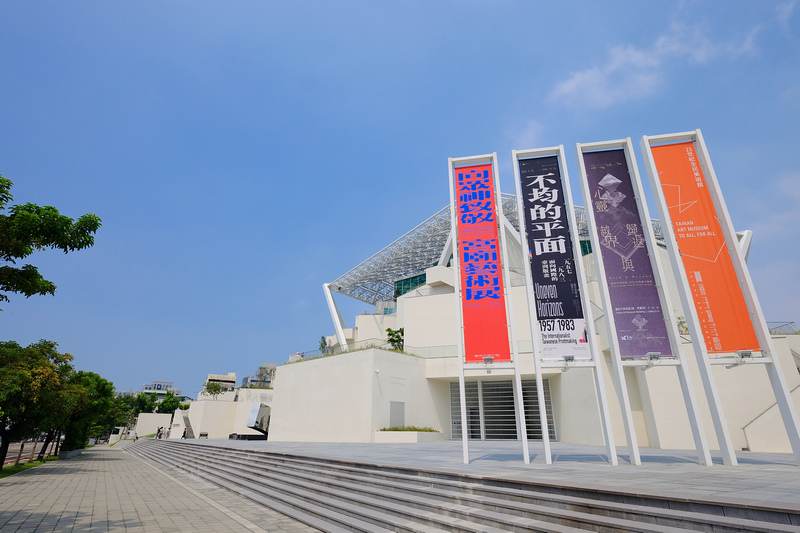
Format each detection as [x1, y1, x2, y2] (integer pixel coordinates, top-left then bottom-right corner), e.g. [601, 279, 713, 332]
[393, 273, 427, 299]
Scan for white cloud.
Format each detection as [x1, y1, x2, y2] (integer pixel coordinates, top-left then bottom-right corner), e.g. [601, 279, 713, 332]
[549, 21, 762, 109]
[550, 45, 661, 109]
[777, 1, 796, 31]
[508, 119, 544, 151]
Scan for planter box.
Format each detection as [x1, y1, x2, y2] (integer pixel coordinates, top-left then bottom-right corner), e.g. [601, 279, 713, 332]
[374, 431, 445, 443]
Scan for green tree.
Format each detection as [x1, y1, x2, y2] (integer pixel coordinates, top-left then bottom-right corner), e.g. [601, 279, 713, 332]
[0, 340, 74, 470]
[102, 394, 138, 434]
[319, 335, 328, 355]
[132, 392, 157, 414]
[157, 390, 180, 414]
[60, 371, 115, 451]
[386, 327, 404, 351]
[0, 175, 101, 305]
[203, 381, 223, 400]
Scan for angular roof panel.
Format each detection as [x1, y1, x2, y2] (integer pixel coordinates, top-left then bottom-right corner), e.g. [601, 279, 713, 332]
[329, 194, 664, 305]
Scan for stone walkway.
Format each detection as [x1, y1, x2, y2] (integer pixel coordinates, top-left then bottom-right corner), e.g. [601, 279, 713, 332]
[0, 442, 319, 532]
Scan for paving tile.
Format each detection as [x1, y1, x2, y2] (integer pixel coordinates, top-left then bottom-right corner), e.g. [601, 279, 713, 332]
[0, 445, 320, 532]
[6, 438, 800, 531]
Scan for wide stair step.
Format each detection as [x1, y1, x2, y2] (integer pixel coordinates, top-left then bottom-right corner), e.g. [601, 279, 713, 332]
[127, 439, 800, 533]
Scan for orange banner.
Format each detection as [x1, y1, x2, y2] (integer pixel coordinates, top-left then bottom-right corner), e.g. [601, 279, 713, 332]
[651, 142, 759, 354]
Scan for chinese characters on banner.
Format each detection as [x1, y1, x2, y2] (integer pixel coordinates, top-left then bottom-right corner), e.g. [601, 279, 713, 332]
[650, 142, 760, 354]
[455, 164, 511, 364]
[583, 150, 673, 359]
[518, 156, 589, 360]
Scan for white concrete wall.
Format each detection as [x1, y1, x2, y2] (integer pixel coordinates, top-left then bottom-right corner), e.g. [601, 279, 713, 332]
[548, 367, 605, 445]
[187, 399, 235, 439]
[268, 348, 448, 442]
[353, 313, 397, 346]
[268, 351, 375, 442]
[314, 247, 800, 454]
[233, 388, 273, 437]
[181, 388, 273, 440]
[134, 413, 173, 438]
[400, 291, 460, 350]
[169, 409, 188, 439]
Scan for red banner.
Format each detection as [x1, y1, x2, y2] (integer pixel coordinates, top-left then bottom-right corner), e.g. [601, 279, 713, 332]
[455, 163, 511, 363]
[650, 142, 759, 354]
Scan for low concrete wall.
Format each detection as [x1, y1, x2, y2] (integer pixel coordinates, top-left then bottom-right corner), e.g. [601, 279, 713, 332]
[374, 431, 446, 443]
[59, 449, 83, 460]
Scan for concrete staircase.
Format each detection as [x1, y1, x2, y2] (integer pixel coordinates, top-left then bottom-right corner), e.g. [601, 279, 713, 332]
[127, 439, 800, 533]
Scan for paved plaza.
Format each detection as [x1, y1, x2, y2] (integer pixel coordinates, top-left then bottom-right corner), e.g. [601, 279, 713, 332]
[0, 442, 319, 532]
[1, 438, 799, 532]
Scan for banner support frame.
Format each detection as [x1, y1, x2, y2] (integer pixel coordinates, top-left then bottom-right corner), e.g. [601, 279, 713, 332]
[494, 152, 531, 464]
[641, 132, 738, 466]
[576, 139, 642, 466]
[449, 153, 529, 464]
[642, 130, 800, 465]
[512, 145, 619, 465]
[627, 139, 712, 467]
[511, 147, 554, 464]
[448, 156, 472, 464]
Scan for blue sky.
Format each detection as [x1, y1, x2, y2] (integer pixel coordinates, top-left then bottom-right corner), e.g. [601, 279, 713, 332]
[1, 1, 798, 397]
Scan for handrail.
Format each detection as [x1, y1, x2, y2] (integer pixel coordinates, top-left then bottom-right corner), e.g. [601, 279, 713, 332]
[741, 382, 800, 430]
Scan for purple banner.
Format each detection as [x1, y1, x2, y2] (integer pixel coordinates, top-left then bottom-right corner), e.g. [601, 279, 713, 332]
[583, 149, 672, 359]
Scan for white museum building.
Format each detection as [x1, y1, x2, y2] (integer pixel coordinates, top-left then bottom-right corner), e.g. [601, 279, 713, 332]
[267, 188, 800, 458]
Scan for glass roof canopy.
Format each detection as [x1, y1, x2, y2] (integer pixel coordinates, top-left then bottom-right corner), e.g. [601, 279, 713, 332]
[328, 194, 664, 306]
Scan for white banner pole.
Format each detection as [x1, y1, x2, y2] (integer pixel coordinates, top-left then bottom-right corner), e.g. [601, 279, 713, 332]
[560, 146, 619, 466]
[512, 148, 552, 464]
[494, 152, 531, 464]
[635, 137, 712, 466]
[448, 157, 470, 464]
[694, 130, 800, 463]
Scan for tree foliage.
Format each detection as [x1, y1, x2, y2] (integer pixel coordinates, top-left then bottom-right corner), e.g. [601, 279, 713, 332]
[0, 340, 74, 468]
[386, 327, 404, 351]
[0, 340, 121, 467]
[60, 371, 115, 451]
[0, 175, 101, 304]
[203, 381, 223, 400]
[133, 392, 157, 415]
[157, 390, 180, 414]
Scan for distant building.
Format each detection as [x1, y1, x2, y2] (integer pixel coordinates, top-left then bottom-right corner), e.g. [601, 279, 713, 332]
[116, 380, 193, 403]
[165, 372, 270, 440]
[204, 373, 237, 392]
[241, 363, 277, 388]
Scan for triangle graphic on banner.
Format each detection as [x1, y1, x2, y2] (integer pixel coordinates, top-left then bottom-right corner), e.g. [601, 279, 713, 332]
[662, 182, 698, 213]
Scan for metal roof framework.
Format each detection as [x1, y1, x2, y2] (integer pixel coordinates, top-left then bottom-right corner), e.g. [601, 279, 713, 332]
[328, 194, 665, 306]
